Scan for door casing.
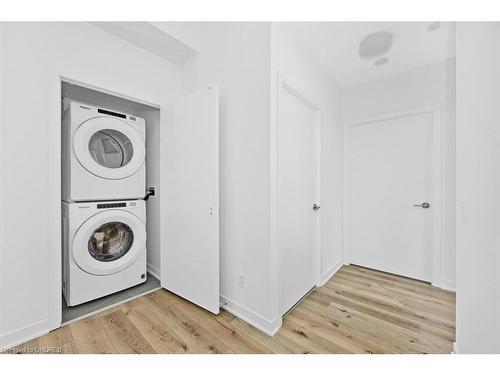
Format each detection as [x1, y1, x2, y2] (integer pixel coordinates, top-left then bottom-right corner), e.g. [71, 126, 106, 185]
[48, 68, 163, 334]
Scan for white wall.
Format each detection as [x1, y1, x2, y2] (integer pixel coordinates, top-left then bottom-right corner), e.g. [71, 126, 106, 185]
[160, 22, 276, 331]
[270, 23, 344, 302]
[455, 22, 500, 354]
[0, 22, 182, 349]
[342, 59, 457, 290]
[160, 23, 344, 332]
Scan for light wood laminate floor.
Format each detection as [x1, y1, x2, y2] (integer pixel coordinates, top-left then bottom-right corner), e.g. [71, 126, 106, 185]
[10, 265, 456, 354]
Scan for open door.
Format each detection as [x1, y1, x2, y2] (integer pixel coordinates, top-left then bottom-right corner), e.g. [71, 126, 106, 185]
[161, 86, 220, 314]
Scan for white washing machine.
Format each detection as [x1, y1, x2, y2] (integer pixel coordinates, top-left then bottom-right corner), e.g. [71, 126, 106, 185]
[62, 100, 146, 202]
[62, 199, 147, 306]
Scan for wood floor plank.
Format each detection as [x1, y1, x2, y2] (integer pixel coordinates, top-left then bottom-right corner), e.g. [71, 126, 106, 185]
[325, 300, 451, 353]
[143, 292, 238, 353]
[119, 298, 193, 353]
[340, 266, 455, 302]
[313, 287, 455, 345]
[286, 307, 389, 354]
[297, 294, 446, 354]
[326, 279, 456, 325]
[317, 283, 456, 336]
[68, 314, 120, 354]
[220, 317, 295, 354]
[10, 265, 455, 354]
[155, 290, 270, 353]
[142, 294, 223, 353]
[99, 309, 156, 354]
[276, 320, 351, 354]
[332, 272, 456, 314]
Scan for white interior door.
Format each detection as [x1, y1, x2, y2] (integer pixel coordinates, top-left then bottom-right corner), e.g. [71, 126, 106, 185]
[278, 81, 320, 315]
[347, 110, 437, 282]
[161, 86, 219, 314]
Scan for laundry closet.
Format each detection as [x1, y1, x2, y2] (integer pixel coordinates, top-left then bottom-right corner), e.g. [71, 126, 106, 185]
[58, 78, 221, 323]
[60, 82, 163, 321]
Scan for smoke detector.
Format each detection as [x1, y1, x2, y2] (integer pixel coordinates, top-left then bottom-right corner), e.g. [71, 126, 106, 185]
[359, 31, 393, 60]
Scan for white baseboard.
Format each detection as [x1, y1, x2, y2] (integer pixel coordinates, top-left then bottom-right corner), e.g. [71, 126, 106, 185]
[319, 260, 344, 287]
[219, 295, 282, 336]
[0, 319, 49, 352]
[147, 263, 161, 280]
[219, 260, 344, 336]
[440, 278, 456, 292]
[452, 341, 458, 354]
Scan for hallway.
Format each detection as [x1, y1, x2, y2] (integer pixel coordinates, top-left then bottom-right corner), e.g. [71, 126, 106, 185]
[11, 265, 455, 354]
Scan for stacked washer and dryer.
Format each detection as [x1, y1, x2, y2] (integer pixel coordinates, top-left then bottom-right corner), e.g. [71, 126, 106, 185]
[62, 101, 148, 306]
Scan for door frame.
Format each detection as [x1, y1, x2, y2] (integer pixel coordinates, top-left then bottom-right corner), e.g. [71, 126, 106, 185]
[47, 68, 163, 332]
[343, 104, 443, 287]
[271, 71, 322, 316]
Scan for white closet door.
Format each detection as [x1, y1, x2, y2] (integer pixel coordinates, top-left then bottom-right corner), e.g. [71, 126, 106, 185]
[347, 111, 435, 282]
[161, 86, 219, 314]
[278, 81, 320, 315]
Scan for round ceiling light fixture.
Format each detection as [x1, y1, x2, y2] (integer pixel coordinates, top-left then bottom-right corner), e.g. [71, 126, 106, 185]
[427, 22, 442, 31]
[359, 31, 393, 60]
[374, 57, 389, 66]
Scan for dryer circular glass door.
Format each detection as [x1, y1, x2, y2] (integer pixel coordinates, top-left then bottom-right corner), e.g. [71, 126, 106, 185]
[72, 209, 146, 276]
[73, 116, 145, 180]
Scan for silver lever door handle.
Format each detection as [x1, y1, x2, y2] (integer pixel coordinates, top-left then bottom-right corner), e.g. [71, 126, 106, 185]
[312, 204, 321, 211]
[414, 202, 430, 209]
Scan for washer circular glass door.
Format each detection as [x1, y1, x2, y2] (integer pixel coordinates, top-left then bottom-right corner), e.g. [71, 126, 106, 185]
[73, 116, 145, 180]
[88, 221, 134, 262]
[72, 210, 146, 276]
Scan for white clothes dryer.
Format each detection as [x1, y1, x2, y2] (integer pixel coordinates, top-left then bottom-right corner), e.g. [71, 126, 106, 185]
[62, 101, 146, 202]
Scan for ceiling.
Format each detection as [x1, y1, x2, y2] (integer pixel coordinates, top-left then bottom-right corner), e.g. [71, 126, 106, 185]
[286, 22, 456, 88]
[90, 22, 198, 65]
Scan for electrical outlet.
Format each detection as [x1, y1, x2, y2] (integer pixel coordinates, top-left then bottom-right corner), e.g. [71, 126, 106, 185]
[238, 274, 246, 289]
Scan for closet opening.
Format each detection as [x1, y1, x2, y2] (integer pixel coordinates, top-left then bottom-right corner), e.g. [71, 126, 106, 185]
[59, 80, 163, 324]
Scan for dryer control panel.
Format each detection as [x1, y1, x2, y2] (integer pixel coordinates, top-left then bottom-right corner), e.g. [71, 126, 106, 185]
[97, 202, 127, 209]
